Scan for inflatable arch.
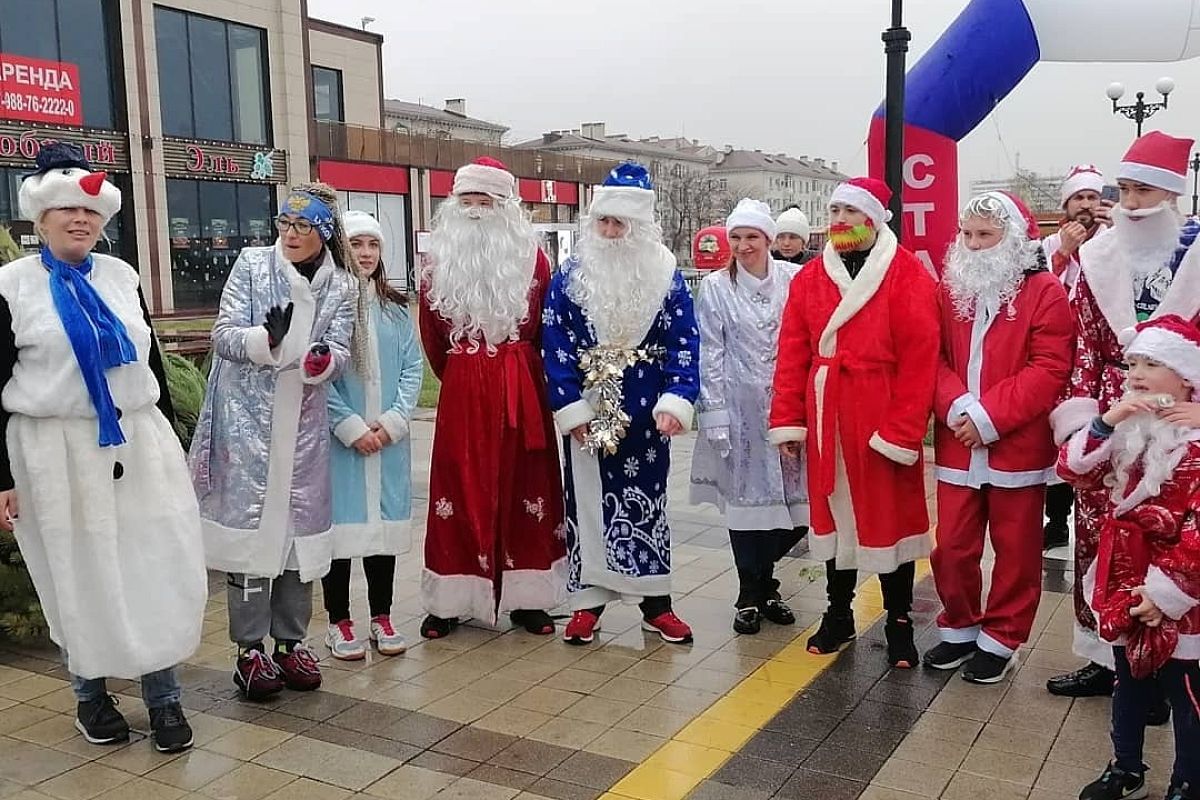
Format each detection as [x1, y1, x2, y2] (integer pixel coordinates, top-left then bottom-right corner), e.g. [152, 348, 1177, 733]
[866, 0, 1200, 274]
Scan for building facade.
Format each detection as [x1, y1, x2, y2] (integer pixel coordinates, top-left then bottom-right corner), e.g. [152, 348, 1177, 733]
[383, 99, 506, 145]
[710, 150, 846, 228]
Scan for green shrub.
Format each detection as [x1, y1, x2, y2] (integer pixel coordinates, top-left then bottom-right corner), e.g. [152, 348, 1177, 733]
[164, 352, 207, 450]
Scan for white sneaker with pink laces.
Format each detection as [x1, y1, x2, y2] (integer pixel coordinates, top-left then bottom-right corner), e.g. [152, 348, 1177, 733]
[325, 619, 366, 661]
[370, 615, 407, 656]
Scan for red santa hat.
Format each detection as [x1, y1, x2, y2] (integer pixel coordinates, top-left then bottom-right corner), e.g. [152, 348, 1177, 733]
[1120, 314, 1200, 390]
[452, 156, 516, 200]
[983, 191, 1041, 240]
[1116, 131, 1194, 196]
[1060, 164, 1105, 207]
[830, 177, 892, 229]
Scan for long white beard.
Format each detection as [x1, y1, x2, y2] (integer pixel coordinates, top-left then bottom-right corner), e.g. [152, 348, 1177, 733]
[943, 224, 1031, 321]
[1108, 409, 1194, 503]
[424, 200, 537, 352]
[1111, 201, 1184, 279]
[568, 218, 674, 347]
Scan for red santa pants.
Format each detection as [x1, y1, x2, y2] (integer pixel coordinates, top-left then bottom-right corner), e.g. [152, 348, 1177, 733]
[932, 483, 1046, 657]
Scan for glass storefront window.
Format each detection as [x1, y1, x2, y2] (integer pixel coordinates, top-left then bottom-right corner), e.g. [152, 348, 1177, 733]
[167, 178, 274, 310]
[0, 0, 119, 129]
[312, 66, 343, 123]
[154, 8, 270, 145]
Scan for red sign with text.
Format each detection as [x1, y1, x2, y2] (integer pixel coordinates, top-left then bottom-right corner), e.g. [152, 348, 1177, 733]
[0, 53, 82, 126]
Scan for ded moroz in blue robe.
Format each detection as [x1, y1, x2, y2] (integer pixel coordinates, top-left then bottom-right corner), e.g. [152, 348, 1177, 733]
[541, 256, 700, 610]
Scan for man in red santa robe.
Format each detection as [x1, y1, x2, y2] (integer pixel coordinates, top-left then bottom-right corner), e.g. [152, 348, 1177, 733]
[1047, 131, 1200, 704]
[418, 157, 566, 639]
[770, 177, 939, 669]
[1041, 165, 1110, 551]
[928, 191, 1073, 684]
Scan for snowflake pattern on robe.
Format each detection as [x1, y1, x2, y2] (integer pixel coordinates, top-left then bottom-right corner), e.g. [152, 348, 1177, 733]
[541, 259, 700, 596]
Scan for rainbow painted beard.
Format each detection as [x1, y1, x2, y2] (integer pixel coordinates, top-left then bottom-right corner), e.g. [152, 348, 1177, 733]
[829, 222, 874, 253]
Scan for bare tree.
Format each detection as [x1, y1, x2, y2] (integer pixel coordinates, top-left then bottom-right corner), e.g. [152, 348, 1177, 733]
[656, 172, 735, 261]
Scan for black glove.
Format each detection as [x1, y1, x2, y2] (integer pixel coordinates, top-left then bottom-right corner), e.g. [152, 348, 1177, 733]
[310, 343, 330, 357]
[263, 302, 294, 348]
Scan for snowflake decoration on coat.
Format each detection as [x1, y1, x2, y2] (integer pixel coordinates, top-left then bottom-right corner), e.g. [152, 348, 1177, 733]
[435, 498, 454, 519]
[524, 497, 546, 522]
[624, 457, 640, 479]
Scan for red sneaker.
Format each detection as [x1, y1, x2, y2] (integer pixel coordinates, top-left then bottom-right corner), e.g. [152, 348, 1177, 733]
[233, 649, 284, 702]
[273, 644, 322, 691]
[563, 610, 601, 645]
[642, 611, 693, 644]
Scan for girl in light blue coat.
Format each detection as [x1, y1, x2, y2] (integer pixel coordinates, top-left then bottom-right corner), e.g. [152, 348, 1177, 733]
[323, 211, 424, 659]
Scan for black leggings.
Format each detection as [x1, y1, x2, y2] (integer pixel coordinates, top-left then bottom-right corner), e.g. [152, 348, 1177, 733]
[322, 556, 396, 622]
[730, 527, 807, 608]
[824, 559, 915, 618]
[1045, 483, 1074, 525]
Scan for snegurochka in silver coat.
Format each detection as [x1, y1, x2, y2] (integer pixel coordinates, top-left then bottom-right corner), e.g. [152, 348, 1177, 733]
[689, 198, 810, 636]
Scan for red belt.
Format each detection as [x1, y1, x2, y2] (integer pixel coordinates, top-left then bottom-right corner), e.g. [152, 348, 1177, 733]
[500, 342, 547, 452]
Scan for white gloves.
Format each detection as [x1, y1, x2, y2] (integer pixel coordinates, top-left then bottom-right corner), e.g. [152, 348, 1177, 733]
[705, 426, 732, 458]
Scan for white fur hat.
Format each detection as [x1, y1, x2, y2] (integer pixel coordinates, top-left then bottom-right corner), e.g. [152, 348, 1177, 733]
[19, 142, 121, 225]
[343, 210, 385, 247]
[452, 156, 516, 199]
[1060, 165, 1105, 207]
[726, 198, 777, 240]
[775, 207, 811, 241]
[1120, 315, 1200, 390]
[588, 161, 656, 224]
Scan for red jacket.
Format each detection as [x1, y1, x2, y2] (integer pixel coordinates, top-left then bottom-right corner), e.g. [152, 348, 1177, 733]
[934, 271, 1074, 488]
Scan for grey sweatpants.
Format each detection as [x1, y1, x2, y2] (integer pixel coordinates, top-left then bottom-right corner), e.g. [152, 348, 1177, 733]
[226, 571, 312, 647]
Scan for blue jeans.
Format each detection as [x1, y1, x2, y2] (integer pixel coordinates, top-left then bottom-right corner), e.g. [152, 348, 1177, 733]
[1111, 647, 1200, 787]
[69, 667, 182, 710]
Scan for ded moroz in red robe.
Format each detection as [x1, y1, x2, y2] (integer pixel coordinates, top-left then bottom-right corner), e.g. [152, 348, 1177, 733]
[418, 250, 566, 624]
[769, 226, 939, 573]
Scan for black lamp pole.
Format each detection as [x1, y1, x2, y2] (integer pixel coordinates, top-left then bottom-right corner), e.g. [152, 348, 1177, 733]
[1111, 90, 1169, 138]
[1191, 152, 1200, 219]
[882, 0, 910, 237]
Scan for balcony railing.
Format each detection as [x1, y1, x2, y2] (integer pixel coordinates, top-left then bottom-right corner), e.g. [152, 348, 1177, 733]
[314, 121, 615, 185]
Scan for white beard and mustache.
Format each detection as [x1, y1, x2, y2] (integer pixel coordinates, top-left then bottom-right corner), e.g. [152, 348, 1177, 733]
[423, 199, 538, 352]
[943, 222, 1033, 321]
[568, 217, 674, 347]
[1108, 409, 1195, 504]
[1111, 201, 1184, 280]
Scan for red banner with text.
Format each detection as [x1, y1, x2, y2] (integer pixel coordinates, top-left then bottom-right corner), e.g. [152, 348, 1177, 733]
[0, 53, 82, 126]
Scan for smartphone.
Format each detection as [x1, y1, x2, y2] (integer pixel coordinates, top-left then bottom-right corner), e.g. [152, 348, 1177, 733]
[1101, 185, 1120, 204]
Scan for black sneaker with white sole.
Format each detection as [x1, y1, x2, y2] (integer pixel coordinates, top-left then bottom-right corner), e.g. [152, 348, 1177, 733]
[961, 650, 1016, 684]
[149, 702, 194, 753]
[1079, 763, 1147, 800]
[923, 641, 977, 670]
[75, 694, 130, 745]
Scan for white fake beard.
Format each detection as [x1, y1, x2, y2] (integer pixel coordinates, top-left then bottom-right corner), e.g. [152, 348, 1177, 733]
[1111, 201, 1184, 279]
[942, 223, 1031, 321]
[1108, 409, 1193, 502]
[568, 217, 673, 347]
[423, 199, 537, 352]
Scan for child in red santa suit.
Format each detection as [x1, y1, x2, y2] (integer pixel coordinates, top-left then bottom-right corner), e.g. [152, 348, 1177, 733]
[1058, 315, 1200, 800]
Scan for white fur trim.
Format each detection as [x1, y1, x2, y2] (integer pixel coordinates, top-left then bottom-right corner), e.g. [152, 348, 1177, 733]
[19, 167, 122, 224]
[653, 393, 694, 430]
[333, 415, 371, 448]
[376, 409, 410, 444]
[331, 519, 410, 559]
[939, 625, 981, 644]
[1064, 425, 1114, 475]
[1073, 621, 1116, 668]
[301, 346, 338, 385]
[1061, 168, 1106, 206]
[776, 207, 810, 241]
[869, 431, 920, 466]
[697, 409, 731, 429]
[420, 568, 496, 624]
[452, 162, 515, 199]
[1050, 397, 1100, 445]
[244, 326, 278, 367]
[1124, 326, 1200, 390]
[343, 210, 385, 247]
[963, 400, 1000, 445]
[498, 558, 568, 615]
[727, 198, 777, 240]
[1117, 161, 1187, 195]
[768, 426, 807, 446]
[554, 398, 596, 434]
[818, 226, 899, 357]
[1142, 564, 1199, 621]
[947, 393, 976, 426]
[588, 186, 656, 224]
[977, 631, 1017, 658]
[830, 184, 889, 228]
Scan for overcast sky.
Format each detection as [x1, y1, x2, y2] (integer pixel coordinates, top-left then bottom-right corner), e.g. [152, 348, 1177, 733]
[307, 0, 1200, 195]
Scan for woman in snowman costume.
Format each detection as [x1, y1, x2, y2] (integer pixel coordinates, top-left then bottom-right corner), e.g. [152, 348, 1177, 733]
[0, 142, 207, 753]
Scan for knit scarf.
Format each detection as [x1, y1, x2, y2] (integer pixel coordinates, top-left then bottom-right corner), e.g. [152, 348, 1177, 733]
[42, 247, 137, 446]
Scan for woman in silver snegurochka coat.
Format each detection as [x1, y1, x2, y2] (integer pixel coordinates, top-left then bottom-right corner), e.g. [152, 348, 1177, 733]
[189, 183, 361, 701]
[690, 199, 809, 636]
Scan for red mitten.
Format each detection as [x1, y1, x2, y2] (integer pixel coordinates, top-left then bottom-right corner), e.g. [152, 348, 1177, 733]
[1126, 620, 1178, 679]
[303, 344, 331, 378]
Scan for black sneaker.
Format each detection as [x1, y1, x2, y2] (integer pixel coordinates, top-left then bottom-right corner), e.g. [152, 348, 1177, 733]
[733, 607, 762, 635]
[149, 702, 194, 753]
[807, 611, 856, 654]
[886, 616, 919, 669]
[1047, 662, 1114, 697]
[1164, 782, 1194, 800]
[1079, 763, 1147, 800]
[1043, 521, 1070, 550]
[923, 641, 977, 670]
[962, 650, 1016, 684]
[75, 694, 130, 745]
[762, 598, 796, 626]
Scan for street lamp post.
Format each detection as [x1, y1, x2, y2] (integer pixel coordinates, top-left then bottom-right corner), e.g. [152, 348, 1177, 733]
[1106, 78, 1175, 137]
[882, 0, 910, 237]
[1191, 152, 1200, 219]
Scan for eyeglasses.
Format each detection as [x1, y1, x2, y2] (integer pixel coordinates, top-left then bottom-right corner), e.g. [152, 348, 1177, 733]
[275, 215, 315, 235]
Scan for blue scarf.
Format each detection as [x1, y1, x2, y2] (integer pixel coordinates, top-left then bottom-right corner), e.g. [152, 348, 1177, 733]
[42, 247, 138, 446]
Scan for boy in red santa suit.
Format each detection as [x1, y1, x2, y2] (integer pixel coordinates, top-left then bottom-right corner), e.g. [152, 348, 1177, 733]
[1048, 132, 1200, 703]
[1057, 315, 1200, 800]
[928, 191, 1073, 683]
[770, 177, 939, 669]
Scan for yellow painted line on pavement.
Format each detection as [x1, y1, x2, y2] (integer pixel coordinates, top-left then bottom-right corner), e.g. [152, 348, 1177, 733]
[600, 560, 932, 800]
